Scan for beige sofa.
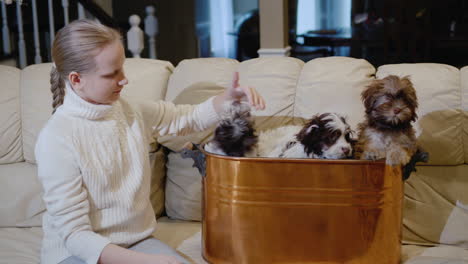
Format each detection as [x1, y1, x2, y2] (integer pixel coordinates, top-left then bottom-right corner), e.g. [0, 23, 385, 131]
[0, 57, 467, 264]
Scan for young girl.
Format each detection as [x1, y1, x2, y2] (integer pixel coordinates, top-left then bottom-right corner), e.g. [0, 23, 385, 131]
[35, 19, 265, 264]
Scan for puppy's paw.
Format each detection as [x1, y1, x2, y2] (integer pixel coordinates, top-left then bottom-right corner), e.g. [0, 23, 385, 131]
[386, 150, 411, 166]
[362, 149, 384, 161]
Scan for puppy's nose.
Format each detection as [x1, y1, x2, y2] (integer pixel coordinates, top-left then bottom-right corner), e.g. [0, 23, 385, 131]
[393, 108, 401, 114]
[342, 147, 350, 155]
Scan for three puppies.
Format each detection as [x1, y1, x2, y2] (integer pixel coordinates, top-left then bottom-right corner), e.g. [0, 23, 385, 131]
[354, 75, 419, 165]
[205, 75, 424, 167]
[205, 101, 354, 159]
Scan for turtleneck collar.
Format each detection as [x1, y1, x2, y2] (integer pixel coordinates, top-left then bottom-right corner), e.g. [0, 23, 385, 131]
[61, 82, 114, 120]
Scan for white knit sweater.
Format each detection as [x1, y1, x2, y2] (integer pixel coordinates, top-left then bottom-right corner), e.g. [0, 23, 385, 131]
[35, 84, 219, 264]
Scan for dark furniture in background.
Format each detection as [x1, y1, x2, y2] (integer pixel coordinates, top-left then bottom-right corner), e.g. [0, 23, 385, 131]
[287, 0, 468, 67]
[232, 9, 259, 61]
[288, 0, 335, 61]
[351, 0, 468, 67]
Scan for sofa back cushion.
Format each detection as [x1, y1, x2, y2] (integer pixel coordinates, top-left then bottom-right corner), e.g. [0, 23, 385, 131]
[21, 64, 55, 164]
[294, 57, 375, 129]
[403, 165, 468, 247]
[0, 66, 22, 164]
[165, 58, 239, 101]
[0, 162, 44, 227]
[120, 59, 174, 102]
[461, 67, 468, 163]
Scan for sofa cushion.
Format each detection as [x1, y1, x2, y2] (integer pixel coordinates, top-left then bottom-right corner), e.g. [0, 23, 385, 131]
[377, 64, 463, 165]
[294, 57, 376, 129]
[238, 57, 304, 118]
[0, 65, 22, 164]
[403, 165, 468, 247]
[158, 82, 225, 152]
[174, 229, 468, 264]
[120, 58, 174, 102]
[0, 217, 199, 264]
[165, 58, 239, 102]
[164, 152, 204, 220]
[148, 146, 167, 218]
[460, 66, 468, 164]
[0, 162, 44, 227]
[404, 246, 468, 263]
[20, 64, 54, 164]
[0, 225, 466, 264]
[0, 227, 42, 264]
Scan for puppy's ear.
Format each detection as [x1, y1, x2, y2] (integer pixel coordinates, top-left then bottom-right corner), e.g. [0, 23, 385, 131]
[400, 75, 412, 86]
[401, 75, 419, 109]
[362, 80, 382, 113]
[297, 117, 324, 156]
[305, 124, 319, 134]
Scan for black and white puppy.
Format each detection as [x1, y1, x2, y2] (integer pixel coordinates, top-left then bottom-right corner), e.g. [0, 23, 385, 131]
[205, 101, 355, 159]
[205, 100, 258, 157]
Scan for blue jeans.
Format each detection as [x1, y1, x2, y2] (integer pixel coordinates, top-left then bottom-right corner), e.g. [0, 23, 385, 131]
[58, 237, 189, 264]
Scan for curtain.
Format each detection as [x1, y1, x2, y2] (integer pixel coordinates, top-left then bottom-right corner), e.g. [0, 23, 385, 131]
[297, 0, 351, 34]
[296, 0, 351, 56]
[209, 0, 235, 58]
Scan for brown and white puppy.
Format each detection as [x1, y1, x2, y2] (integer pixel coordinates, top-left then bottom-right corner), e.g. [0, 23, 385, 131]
[354, 75, 419, 166]
[205, 101, 354, 159]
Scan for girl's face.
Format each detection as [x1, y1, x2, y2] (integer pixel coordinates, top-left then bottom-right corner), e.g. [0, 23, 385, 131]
[71, 40, 128, 105]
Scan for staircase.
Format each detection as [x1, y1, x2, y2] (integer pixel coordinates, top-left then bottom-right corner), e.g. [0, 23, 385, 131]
[0, 0, 157, 68]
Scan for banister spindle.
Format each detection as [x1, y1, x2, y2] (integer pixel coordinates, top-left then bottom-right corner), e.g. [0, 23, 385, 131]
[62, 0, 69, 25]
[31, 0, 42, 63]
[78, 2, 86, 19]
[144, 6, 158, 59]
[1, 0, 11, 54]
[127, 15, 144, 58]
[16, 0, 27, 68]
[48, 0, 55, 50]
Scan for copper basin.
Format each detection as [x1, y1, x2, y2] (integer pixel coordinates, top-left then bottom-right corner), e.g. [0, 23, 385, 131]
[201, 151, 403, 264]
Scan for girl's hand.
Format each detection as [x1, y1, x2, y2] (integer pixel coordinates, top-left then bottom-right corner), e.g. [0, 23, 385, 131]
[225, 72, 266, 110]
[214, 72, 266, 113]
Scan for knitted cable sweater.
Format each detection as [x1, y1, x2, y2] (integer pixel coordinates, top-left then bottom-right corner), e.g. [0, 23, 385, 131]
[35, 84, 219, 264]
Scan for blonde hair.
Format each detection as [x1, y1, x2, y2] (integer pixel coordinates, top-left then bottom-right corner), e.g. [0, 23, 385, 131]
[50, 19, 122, 113]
